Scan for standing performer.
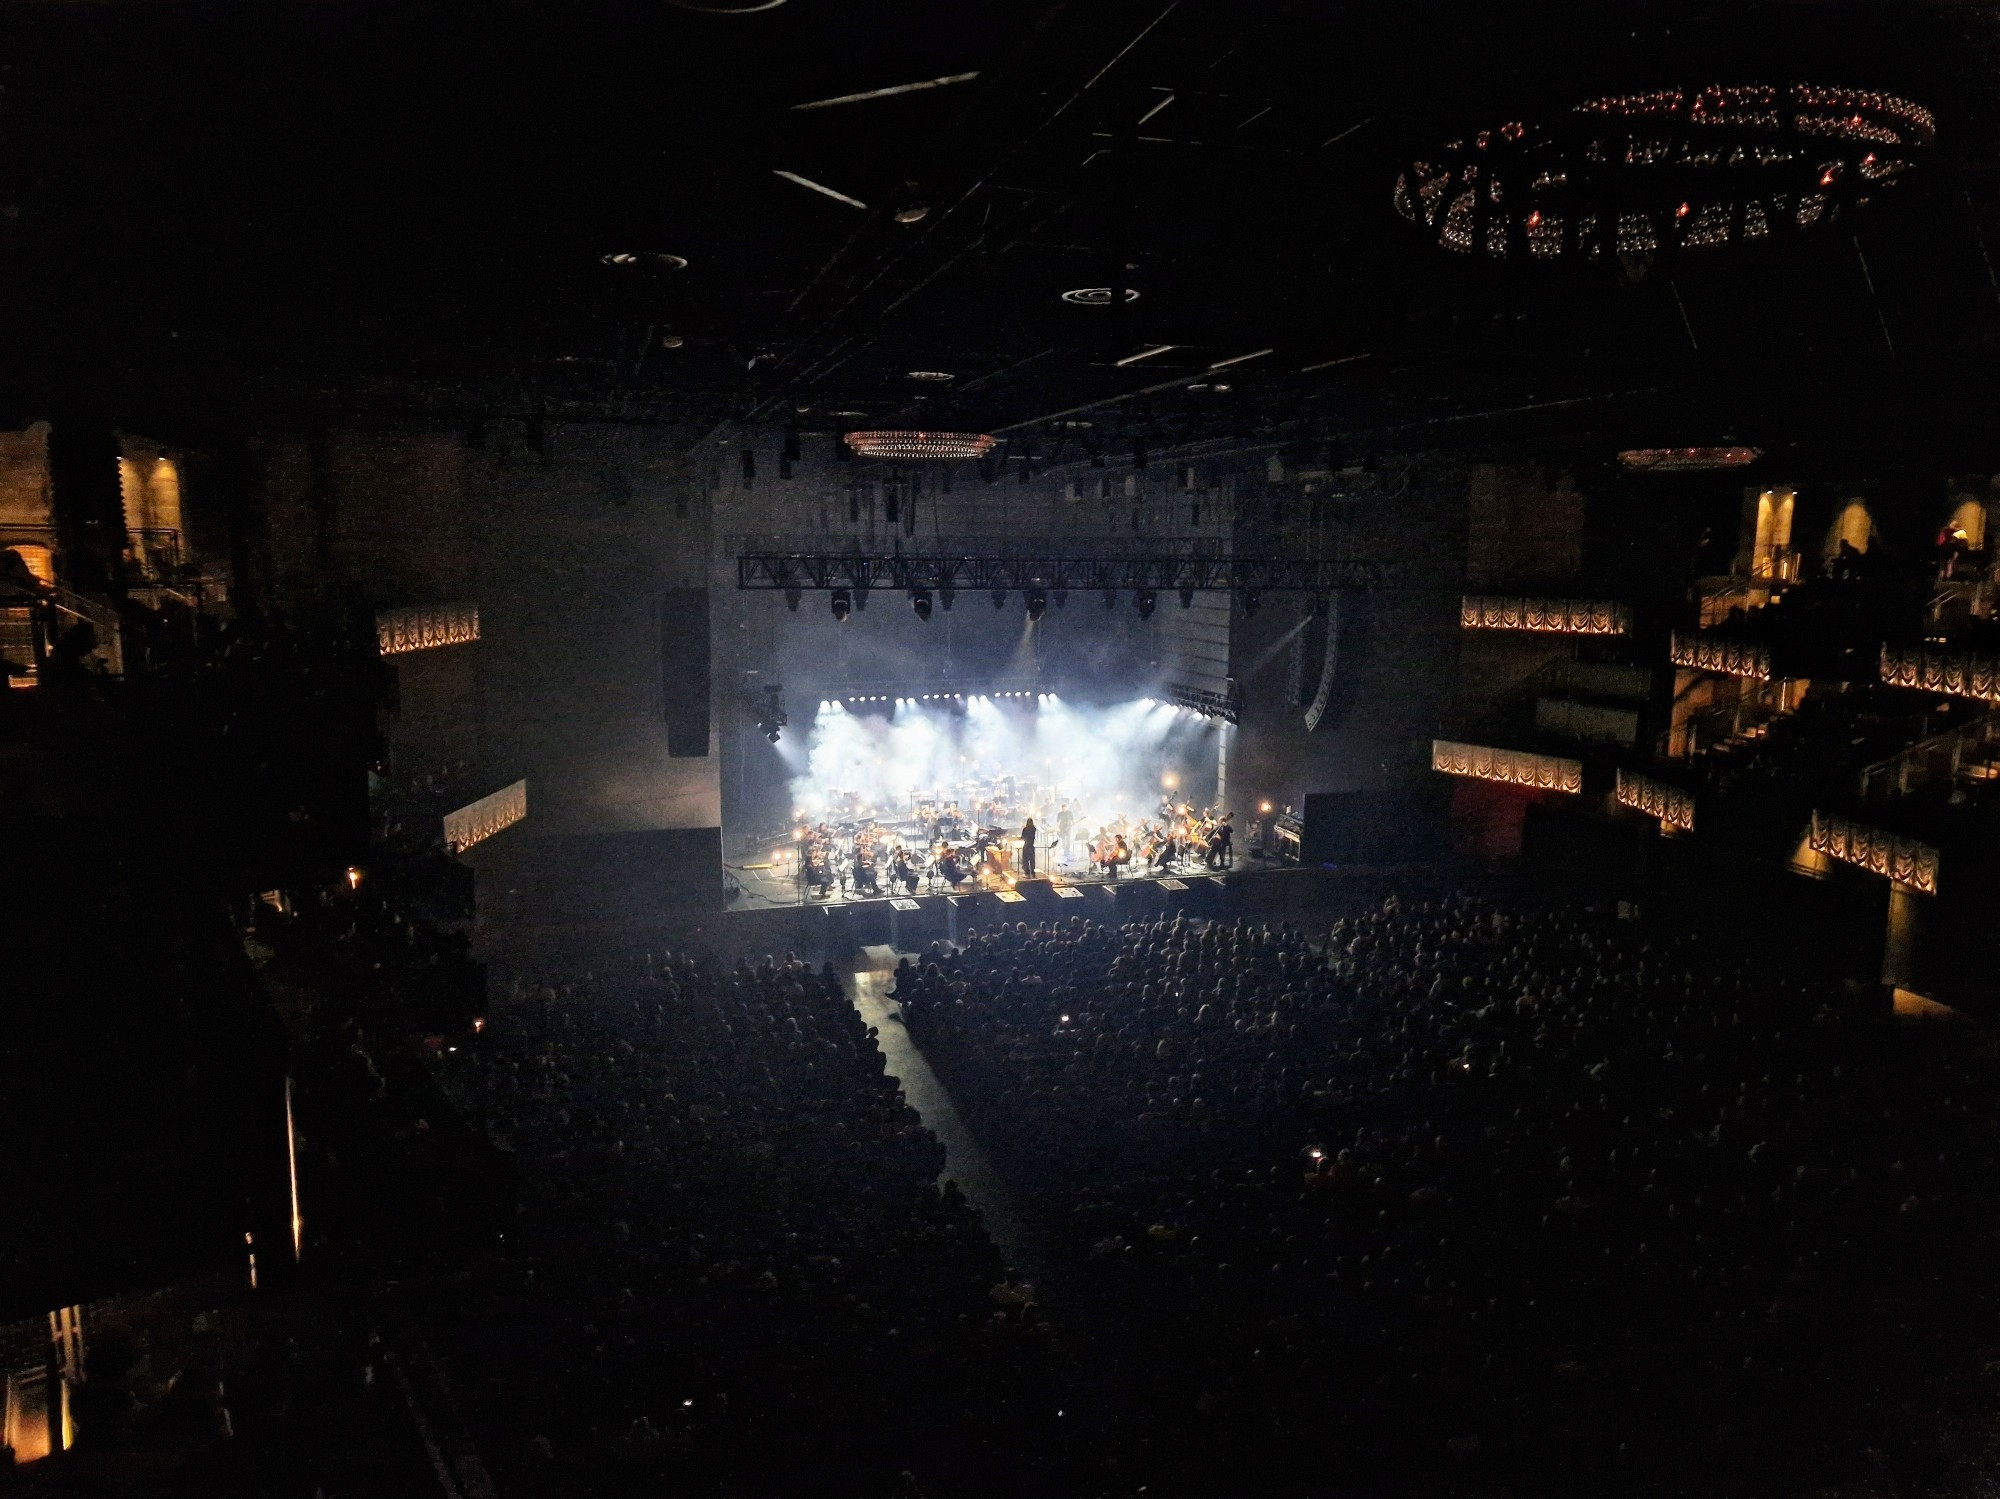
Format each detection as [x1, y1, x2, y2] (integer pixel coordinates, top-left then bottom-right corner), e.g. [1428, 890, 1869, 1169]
[1020, 816, 1038, 879]
[1055, 801, 1075, 868]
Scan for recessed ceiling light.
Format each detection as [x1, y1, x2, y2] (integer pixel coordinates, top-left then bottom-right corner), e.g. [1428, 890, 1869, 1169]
[829, 409, 868, 417]
[906, 370, 955, 382]
[1061, 287, 1142, 305]
[601, 252, 689, 270]
[894, 204, 931, 224]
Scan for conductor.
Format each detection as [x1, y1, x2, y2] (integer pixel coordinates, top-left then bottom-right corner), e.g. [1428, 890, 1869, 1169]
[1020, 817, 1038, 879]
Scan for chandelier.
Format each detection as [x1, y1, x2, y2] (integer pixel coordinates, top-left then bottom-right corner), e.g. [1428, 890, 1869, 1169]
[843, 431, 998, 461]
[1617, 446, 1762, 471]
[1396, 83, 1932, 263]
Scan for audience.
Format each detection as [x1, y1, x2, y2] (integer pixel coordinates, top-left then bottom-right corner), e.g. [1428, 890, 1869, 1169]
[896, 898, 1999, 1495]
[431, 952, 1058, 1498]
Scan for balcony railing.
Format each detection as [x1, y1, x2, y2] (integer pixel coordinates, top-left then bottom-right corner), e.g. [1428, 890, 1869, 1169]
[1748, 546, 1802, 583]
[1857, 709, 2000, 802]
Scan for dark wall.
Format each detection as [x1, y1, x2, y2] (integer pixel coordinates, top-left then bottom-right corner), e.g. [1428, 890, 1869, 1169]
[1227, 472, 1467, 821]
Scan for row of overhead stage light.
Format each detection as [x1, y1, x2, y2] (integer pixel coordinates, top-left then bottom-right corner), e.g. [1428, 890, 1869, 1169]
[818, 691, 1055, 708]
[825, 587, 1240, 623]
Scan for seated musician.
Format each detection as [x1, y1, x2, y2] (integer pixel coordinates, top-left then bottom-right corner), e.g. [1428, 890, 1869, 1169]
[1110, 832, 1131, 878]
[853, 842, 880, 895]
[892, 848, 918, 895]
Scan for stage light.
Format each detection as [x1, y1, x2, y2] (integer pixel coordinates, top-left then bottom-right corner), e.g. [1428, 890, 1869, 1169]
[1240, 589, 1261, 614]
[1136, 589, 1157, 619]
[1026, 590, 1048, 622]
[831, 588, 852, 622]
[940, 586, 955, 612]
[911, 587, 933, 621]
[784, 586, 802, 612]
[1259, 800, 1274, 814]
[1179, 588, 1195, 608]
[991, 589, 1008, 609]
[1053, 589, 1068, 610]
[1102, 589, 1117, 610]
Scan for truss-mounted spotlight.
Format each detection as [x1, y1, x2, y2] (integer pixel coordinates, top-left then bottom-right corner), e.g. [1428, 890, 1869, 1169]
[832, 588, 852, 622]
[1239, 589, 1261, 615]
[991, 589, 1008, 610]
[1052, 589, 1068, 610]
[1179, 587, 1195, 608]
[1102, 588, 1117, 610]
[911, 587, 934, 621]
[784, 586, 802, 612]
[1026, 590, 1048, 623]
[1136, 589, 1157, 620]
[939, 585, 955, 612]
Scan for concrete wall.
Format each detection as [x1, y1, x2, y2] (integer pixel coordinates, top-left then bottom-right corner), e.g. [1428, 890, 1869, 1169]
[252, 422, 721, 850]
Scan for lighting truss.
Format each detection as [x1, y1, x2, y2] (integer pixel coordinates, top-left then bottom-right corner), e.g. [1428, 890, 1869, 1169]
[1164, 683, 1241, 725]
[735, 536, 1382, 594]
[819, 678, 1050, 704]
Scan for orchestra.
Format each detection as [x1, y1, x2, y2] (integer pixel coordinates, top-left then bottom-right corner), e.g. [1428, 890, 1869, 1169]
[791, 779, 1232, 902]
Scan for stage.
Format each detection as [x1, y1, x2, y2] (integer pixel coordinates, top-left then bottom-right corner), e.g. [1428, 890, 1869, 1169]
[726, 834, 1245, 909]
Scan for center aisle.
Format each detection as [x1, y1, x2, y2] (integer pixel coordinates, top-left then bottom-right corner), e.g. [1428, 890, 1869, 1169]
[846, 960, 1039, 1278]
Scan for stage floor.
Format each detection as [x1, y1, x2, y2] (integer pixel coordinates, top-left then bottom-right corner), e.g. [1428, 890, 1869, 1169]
[726, 839, 1258, 909]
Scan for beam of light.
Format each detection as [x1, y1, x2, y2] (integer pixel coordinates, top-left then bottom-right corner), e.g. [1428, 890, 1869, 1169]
[792, 71, 980, 110]
[1300, 351, 1371, 373]
[1207, 347, 1273, 370]
[773, 170, 870, 210]
[1114, 344, 1178, 367]
[286, 1074, 303, 1263]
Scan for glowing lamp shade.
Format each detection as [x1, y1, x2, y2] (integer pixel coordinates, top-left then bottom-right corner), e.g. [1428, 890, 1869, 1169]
[844, 430, 998, 461]
[1618, 446, 1762, 471]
